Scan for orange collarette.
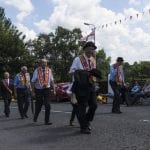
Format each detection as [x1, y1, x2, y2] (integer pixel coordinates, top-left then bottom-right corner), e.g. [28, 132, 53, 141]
[37, 67, 50, 87]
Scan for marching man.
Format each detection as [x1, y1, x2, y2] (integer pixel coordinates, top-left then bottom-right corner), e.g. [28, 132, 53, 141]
[32, 58, 55, 125]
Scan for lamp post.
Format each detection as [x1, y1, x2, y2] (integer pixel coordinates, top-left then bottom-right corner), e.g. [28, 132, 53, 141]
[84, 22, 96, 62]
[84, 22, 96, 44]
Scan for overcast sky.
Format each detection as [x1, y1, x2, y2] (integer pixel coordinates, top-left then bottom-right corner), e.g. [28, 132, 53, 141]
[0, 0, 150, 64]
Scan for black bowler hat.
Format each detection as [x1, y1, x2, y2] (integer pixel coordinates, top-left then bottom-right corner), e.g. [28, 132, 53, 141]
[83, 41, 97, 50]
[117, 57, 124, 62]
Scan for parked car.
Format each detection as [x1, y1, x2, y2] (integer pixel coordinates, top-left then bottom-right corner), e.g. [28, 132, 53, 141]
[54, 82, 71, 102]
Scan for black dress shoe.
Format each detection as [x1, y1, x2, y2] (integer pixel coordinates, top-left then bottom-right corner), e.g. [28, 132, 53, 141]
[112, 110, 122, 114]
[88, 125, 92, 131]
[80, 128, 91, 134]
[87, 122, 92, 131]
[33, 118, 37, 122]
[45, 122, 53, 125]
[24, 114, 28, 118]
[70, 121, 74, 126]
[21, 116, 24, 119]
[5, 114, 9, 118]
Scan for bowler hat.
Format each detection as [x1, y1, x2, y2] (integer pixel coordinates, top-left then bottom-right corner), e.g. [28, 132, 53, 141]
[117, 57, 124, 62]
[83, 41, 97, 50]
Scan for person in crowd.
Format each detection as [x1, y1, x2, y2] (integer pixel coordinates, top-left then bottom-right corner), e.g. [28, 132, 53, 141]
[14, 66, 32, 119]
[69, 41, 97, 134]
[0, 72, 14, 117]
[31, 58, 55, 125]
[130, 81, 141, 96]
[131, 80, 150, 105]
[109, 57, 125, 114]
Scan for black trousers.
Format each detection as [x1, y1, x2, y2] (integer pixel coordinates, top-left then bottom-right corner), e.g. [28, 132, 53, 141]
[109, 81, 121, 112]
[34, 88, 51, 123]
[17, 88, 30, 118]
[70, 104, 78, 122]
[76, 89, 97, 130]
[3, 98, 11, 116]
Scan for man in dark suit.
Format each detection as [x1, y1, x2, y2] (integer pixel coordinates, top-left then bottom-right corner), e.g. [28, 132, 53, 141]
[69, 41, 97, 134]
[0, 72, 14, 117]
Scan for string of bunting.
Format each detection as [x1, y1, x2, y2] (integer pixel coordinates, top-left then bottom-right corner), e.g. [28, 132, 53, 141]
[80, 8, 150, 41]
[96, 8, 150, 30]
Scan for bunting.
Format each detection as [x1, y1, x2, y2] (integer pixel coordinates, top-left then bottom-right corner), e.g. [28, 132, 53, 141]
[81, 8, 149, 41]
[96, 8, 150, 30]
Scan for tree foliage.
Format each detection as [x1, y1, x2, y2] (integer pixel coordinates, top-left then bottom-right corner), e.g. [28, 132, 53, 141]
[30, 26, 83, 81]
[0, 7, 31, 77]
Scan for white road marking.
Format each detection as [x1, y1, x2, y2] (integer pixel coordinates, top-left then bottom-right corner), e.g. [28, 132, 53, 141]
[11, 106, 71, 114]
[139, 119, 150, 123]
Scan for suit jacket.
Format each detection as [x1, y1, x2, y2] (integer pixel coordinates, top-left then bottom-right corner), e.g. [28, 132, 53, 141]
[0, 79, 14, 100]
[89, 69, 102, 79]
[72, 70, 92, 99]
[72, 69, 102, 98]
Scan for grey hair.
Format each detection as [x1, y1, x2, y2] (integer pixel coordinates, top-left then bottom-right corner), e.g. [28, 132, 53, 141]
[41, 58, 48, 63]
[21, 66, 27, 71]
[4, 72, 9, 76]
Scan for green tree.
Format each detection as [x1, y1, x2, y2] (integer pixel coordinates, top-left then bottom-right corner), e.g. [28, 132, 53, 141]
[96, 49, 111, 80]
[0, 7, 31, 77]
[32, 26, 83, 81]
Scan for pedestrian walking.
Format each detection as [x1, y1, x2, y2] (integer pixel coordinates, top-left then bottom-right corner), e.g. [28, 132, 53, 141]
[0, 72, 14, 117]
[14, 66, 32, 119]
[109, 57, 125, 114]
[32, 58, 55, 125]
[69, 41, 97, 134]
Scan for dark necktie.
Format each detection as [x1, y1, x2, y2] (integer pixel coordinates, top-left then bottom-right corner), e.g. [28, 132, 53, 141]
[42, 68, 45, 80]
[88, 59, 91, 69]
[23, 74, 27, 84]
[5, 79, 9, 86]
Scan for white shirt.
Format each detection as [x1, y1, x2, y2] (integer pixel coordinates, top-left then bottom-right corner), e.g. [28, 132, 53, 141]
[5, 79, 9, 86]
[69, 53, 96, 73]
[31, 67, 54, 89]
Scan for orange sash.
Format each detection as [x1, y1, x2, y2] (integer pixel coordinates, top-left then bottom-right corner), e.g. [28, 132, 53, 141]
[20, 73, 30, 86]
[79, 55, 96, 82]
[37, 67, 50, 87]
[115, 65, 123, 85]
[1, 79, 12, 94]
[79, 55, 95, 70]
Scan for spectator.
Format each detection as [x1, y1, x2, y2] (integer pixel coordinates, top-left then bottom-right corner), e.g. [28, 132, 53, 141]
[131, 80, 150, 105]
[130, 81, 141, 96]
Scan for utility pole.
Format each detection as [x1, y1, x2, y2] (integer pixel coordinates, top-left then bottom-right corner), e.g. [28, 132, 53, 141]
[84, 22, 96, 44]
[84, 22, 96, 61]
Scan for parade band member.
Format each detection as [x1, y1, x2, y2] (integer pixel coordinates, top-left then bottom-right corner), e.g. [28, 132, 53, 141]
[109, 57, 124, 114]
[0, 72, 14, 117]
[69, 41, 97, 134]
[32, 58, 55, 125]
[14, 66, 32, 119]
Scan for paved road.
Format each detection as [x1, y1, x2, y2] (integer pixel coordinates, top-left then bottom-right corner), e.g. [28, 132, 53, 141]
[0, 101, 150, 150]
